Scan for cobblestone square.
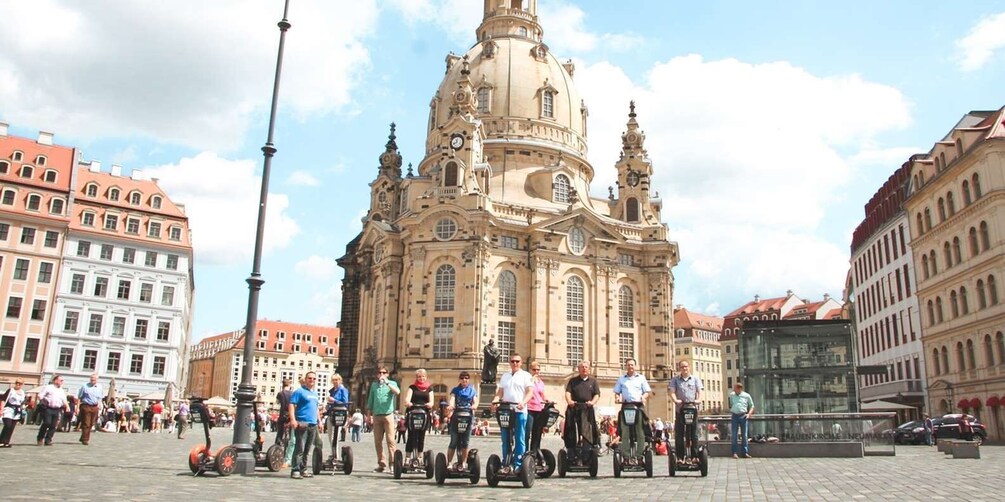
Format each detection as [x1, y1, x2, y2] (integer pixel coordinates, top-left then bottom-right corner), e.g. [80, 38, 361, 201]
[2, 425, 1002, 501]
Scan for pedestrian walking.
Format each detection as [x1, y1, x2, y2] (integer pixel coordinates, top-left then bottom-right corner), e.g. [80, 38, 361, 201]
[36, 375, 71, 446]
[350, 409, 364, 442]
[923, 414, 934, 446]
[76, 374, 103, 445]
[0, 379, 26, 447]
[151, 401, 164, 433]
[288, 371, 321, 479]
[176, 400, 190, 439]
[366, 365, 400, 472]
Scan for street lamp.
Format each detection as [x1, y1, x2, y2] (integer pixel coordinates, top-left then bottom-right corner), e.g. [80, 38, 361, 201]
[230, 0, 292, 475]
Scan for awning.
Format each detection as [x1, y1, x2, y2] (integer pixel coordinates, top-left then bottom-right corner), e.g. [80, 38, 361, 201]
[204, 396, 235, 408]
[969, 397, 982, 409]
[987, 396, 1000, 407]
[860, 399, 916, 411]
[136, 390, 167, 401]
[957, 398, 970, 409]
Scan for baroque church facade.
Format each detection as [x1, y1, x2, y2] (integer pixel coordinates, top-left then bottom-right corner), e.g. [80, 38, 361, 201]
[337, 0, 680, 409]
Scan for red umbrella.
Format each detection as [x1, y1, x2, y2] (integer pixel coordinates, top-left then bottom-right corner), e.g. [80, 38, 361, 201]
[969, 398, 982, 409]
[957, 398, 970, 409]
[986, 396, 1000, 407]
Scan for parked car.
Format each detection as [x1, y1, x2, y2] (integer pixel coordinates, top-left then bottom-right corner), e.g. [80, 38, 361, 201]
[933, 414, 987, 445]
[893, 420, 927, 445]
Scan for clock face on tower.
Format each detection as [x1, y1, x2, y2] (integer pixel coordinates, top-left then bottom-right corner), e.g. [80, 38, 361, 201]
[450, 134, 465, 150]
[626, 171, 640, 187]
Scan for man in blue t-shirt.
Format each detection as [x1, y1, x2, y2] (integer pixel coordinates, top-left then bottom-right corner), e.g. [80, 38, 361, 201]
[445, 371, 478, 471]
[288, 371, 321, 479]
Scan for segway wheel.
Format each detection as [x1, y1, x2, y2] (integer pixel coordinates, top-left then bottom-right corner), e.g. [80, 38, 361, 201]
[312, 447, 323, 475]
[424, 450, 435, 479]
[557, 449, 567, 478]
[188, 445, 210, 474]
[699, 448, 709, 477]
[468, 451, 480, 485]
[613, 451, 622, 478]
[644, 448, 654, 478]
[486, 454, 501, 487]
[266, 444, 284, 472]
[392, 450, 404, 479]
[215, 446, 238, 476]
[520, 453, 536, 489]
[342, 446, 354, 475]
[669, 451, 677, 477]
[588, 448, 599, 478]
[434, 452, 448, 485]
[540, 449, 556, 478]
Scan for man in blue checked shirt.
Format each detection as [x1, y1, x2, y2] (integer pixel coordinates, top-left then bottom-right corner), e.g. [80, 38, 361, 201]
[613, 358, 653, 457]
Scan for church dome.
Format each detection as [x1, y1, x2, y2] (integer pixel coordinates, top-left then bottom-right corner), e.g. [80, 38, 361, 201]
[426, 6, 588, 161]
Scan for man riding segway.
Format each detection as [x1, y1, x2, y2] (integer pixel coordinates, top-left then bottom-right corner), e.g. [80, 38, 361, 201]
[612, 358, 654, 477]
[669, 361, 708, 476]
[559, 360, 601, 478]
[487, 353, 535, 488]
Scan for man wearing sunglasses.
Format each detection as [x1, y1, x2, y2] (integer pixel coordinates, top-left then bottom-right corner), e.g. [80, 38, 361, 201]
[491, 354, 533, 473]
[288, 371, 321, 479]
[367, 366, 400, 473]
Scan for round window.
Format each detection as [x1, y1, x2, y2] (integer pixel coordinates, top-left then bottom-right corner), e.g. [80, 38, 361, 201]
[435, 218, 458, 240]
[568, 227, 586, 254]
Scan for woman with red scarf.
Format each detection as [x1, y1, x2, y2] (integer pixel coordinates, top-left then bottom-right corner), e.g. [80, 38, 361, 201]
[402, 369, 434, 461]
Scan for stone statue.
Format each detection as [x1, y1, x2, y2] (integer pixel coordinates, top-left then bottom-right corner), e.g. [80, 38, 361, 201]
[481, 339, 501, 384]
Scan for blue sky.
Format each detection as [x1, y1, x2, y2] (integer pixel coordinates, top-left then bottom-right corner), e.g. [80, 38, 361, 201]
[1, 1, 1003, 342]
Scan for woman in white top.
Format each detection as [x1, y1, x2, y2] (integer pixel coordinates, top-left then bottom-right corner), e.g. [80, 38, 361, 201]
[0, 379, 27, 447]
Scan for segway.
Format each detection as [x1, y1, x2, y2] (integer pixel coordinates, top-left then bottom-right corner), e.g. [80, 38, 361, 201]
[312, 403, 354, 475]
[558, 402, 599, 478]
[669, 402, 708, 477]
[612, 402, 653, 478]
[528, 402, 559, 478]
[434, 407, 480, 485]
[248, 401, 284, 472]
[186, 397, 238, 477]
[485, 402, 535, 488]
[392, 405, 434, 479]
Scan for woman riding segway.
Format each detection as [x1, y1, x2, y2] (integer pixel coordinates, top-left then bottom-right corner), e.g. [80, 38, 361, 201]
[435, 371, 480, 485]
[314, 373, 354, 475]
[525, 360, 557, 478]
[393, 369, 435, 479]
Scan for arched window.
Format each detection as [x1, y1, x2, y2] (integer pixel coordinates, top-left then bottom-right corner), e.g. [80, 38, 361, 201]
[946, 192, 956, 215]
[941, 346, 950, 374]
[11, 151, 22, 162]
[972, 173, 982, 198]
[626, 197, 640, 222]
[434, 265, 456, 312]
[25, 194, 41, 211]
[956, 138, 964, 157]
[960, 287, 969, 315]
[444, 162, 458, 187]
[566, 276, 584, 322]
[943, 242, 952, 268]
[36, 155, 46, 166]
[940, 152, 947, 170]
[935, 297, 944, 323]
[989, 275, 999, 305]
[977, 279, 988, 309]
[498, 270, 516, 317]
[979, 221, 990, 251]
[542, 90, 555, 118]
[957, 342, 966, 371]
[952, 237, 962, 264]
[49, 198, 64, 215]
[476, 87, 490, 114]
[997, 332, 1005, 366]
[929, 250, 937, 275]
[20, 165, 34, 179]
[0, 161, 8, 174]
[43, 170, 57, 183]
[966, 339, 976, 369]
[985, 334, 995, 367]
[109, 188, 120, 201]
[962, 180, 972, 205]
[151, 196, 162, 209]
[129, 192, 141, 205]
[937, 198, 946, 221]
[553, 174, 570, 203]
[950, 291, 959, 318]
[618, 286, 634, 328]
[926, 300, 935, 325]
[916, 213, 924, 235]
[969, 227, 979, 257]
[924, 208, 932, 230]
[922, 255, 930, 279]
[933, 348, 941, 375]
[85, 183, 98, 198]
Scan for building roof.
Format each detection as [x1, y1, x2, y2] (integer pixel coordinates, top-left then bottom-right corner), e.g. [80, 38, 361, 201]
[673, 308, 723, 332]
[0, 131, 76, 193]
[724, 295, 791, 318]
[230, 319, 340, 355]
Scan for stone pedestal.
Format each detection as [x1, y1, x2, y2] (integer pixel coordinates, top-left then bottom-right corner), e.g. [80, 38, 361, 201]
[478, 383, 496, 418]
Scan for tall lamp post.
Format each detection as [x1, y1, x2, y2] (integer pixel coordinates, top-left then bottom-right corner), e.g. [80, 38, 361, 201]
[231, 0, 292, 475]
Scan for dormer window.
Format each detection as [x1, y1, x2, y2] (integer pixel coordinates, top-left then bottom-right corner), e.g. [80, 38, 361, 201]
[49, 198, 65, 215]
[151, 195, 162, 209]
[0, 161, 9, 174]
[20, 166, 33, 179]
[12, 151, 22, 162]
[169, 226, 182, 241]
[543, 90, 554, 118]
[43, 170, 57, 183]
[35, 155, 46, 166]
[85, 183, 98, 197]
[26, 194, 41, 211]
[81, 212, 95, 226]
[108, 188, 120, 201]
[553, 174, 571, 203]
[129, 191, 141, 205]
[1, 189, 15, 205]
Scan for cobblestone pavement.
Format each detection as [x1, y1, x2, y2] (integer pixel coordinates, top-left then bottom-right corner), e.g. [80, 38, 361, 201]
[2, 425, 1002, 501]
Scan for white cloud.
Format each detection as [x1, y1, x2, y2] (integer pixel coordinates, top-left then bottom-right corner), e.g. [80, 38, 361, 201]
[143, 152, 300, 264]
[0, 0, 378, 150]
[310, 283, 343, 327]
[538, 1, 644, 54]
[286, 170, 320, 187]
[576, 55, 911, 311]
[956, 12, 1005, 71]
[384, 0, 481, 44]
[294, 255, 337, 281]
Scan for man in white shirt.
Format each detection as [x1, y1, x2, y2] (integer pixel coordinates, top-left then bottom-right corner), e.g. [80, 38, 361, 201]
[491, 353, 533, 472]
[612, 358, 653, 456]
[36, 375, 70, 446]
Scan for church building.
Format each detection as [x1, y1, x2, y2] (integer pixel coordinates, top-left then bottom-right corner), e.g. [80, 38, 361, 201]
[337, 0, 680, 410]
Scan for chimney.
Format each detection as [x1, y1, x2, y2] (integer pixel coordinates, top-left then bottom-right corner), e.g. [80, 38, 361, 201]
[176, 203, 186, 215]
[786, 289, 793, 297]
[111, 164, 122, 177]
[0, 122, 8, 136]
[823, 293, 831, 301]
[89, 160, 101, 173]
[38, 131, 54, 146]
[753, 294, 760, 303]
[131, 169, 144, 181]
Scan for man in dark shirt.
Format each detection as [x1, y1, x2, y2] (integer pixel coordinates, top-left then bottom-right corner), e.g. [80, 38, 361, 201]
[564, 360, 601, 451]
[275, 378, 293, 446]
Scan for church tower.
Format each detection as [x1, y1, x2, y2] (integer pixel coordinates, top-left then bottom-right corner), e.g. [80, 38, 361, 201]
[338, 1, 680, 408]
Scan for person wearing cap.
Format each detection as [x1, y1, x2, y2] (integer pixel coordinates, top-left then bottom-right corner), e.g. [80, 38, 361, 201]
[445, 371, 477, 471]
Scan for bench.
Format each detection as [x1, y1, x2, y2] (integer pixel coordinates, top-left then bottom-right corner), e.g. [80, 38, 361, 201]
[951, 440, 980, 459]
[707, 441, 864, 458]
[936, 439, 953, 453]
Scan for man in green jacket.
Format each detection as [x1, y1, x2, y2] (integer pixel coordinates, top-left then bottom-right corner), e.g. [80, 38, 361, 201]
[367, 366, 400, 472]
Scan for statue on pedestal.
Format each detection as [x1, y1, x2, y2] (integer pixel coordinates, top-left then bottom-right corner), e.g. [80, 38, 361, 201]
[481, 339, 500, 384]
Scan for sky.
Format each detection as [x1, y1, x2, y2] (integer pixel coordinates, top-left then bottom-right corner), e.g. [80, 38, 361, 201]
[1, 1, 1003, 343]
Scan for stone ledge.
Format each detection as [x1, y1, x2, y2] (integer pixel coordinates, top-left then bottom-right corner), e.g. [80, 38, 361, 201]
[707, 441, 864, 458]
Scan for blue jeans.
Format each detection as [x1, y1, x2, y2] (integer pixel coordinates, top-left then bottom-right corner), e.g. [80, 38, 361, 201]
[731, 414, 749, 455]
[500, 412, 528, 468]
[925, 430, 933, 446]
[351, 425, 361, 442]
[292, 424, 317, 474]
